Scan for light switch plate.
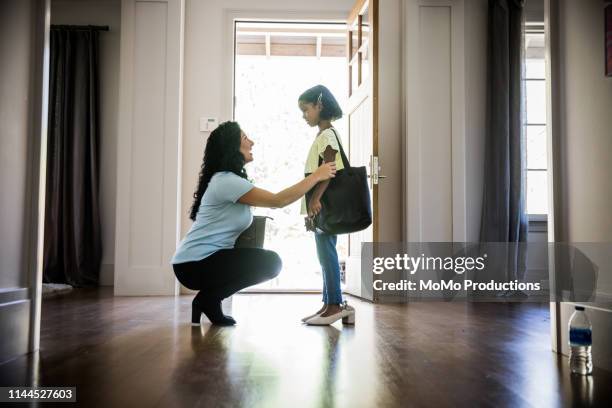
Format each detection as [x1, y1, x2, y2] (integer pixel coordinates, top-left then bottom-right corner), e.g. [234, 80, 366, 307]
[199, 117, 218, 132]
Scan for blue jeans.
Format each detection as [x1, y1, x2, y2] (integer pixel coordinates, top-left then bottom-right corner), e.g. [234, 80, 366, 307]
[314, 232, 343, 304]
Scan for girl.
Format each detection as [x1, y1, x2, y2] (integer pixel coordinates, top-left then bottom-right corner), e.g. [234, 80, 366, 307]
[172, 121, 336, 326]
[298, 85, 355, 326]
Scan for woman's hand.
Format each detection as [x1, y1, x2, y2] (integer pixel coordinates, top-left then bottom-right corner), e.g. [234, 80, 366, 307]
[308, 162, 335, 216]
[314, 162, 337, 181]
[238, 162, 335, 209]
[308, 198, 322, 218]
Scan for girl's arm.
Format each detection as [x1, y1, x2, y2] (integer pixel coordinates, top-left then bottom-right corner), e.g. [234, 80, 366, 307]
[307, 146, 337, 217]
[238, 162, 336, 208]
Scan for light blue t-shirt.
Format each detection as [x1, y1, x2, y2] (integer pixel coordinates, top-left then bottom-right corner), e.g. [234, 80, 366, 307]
[171, 171, 254, 264]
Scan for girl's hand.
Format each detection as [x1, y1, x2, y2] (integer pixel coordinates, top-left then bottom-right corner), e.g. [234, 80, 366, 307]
[308, 199, 322, 217]
[305, 216, 316, 231]
[314, 162, 336, 181]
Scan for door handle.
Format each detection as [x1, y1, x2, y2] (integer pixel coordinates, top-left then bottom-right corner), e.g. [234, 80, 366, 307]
[369, 155, 386, 186]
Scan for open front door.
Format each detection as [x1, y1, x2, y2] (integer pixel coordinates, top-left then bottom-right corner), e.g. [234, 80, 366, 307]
[344, 0, 378, 300]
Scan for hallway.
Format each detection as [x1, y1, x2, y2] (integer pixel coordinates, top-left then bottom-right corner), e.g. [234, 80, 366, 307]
[1, 289, 610, 407]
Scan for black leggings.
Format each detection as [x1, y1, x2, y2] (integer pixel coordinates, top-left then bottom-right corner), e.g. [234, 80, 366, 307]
[173, 248, 282, 300]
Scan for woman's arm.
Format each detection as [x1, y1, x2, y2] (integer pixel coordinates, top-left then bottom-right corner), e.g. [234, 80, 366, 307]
[238, 162, 336, 208]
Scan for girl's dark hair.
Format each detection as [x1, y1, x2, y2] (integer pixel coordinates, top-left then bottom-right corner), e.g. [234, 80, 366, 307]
[298, 84, 343, 121]
[189, 121, 248, 221]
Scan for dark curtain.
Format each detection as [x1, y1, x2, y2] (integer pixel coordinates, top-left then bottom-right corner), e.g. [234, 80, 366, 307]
[43, 27, 102, 286]
[480, 0, 528, 288]
[481, 0, 528, 243]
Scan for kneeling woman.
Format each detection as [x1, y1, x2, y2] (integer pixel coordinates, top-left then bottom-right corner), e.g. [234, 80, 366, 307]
[172, 121, 336, 326]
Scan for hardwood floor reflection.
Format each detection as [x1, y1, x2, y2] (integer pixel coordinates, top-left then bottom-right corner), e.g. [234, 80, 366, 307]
[1, 288, 611, 407]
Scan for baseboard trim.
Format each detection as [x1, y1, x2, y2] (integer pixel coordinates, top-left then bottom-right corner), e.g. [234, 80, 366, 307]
[0, 296, 31, 365]
[0, 287, 28, 304]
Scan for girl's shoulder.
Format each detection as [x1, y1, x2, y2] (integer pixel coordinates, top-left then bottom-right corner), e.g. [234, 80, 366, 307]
[316, 127, 340, 141]
[317, 127, 342, 145]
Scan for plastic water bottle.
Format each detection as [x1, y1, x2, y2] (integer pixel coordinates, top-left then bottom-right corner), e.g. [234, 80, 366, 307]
[568, 306, 593, 375]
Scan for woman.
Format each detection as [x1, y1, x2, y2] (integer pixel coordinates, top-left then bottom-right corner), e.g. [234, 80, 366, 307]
[171, 121, 336, 326]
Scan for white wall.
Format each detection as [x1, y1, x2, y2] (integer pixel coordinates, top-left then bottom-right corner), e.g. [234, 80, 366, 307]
[0, 0, 34, 289]
[51, 0, 121, 286]
[377, 0, 403, 242]
[464, 0, 487, 242]
[553, 0, 612, 370]
[556, 2, 612, 244]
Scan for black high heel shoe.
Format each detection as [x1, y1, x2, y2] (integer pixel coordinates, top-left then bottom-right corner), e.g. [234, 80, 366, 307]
[192, 295, 236, 326]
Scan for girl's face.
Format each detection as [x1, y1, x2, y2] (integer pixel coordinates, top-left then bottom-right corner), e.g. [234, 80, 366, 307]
[299, 100, 322, 127]
[239, 131, 255, 163]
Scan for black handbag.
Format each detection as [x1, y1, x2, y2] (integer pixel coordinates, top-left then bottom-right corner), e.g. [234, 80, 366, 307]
[235, 216, 272, 248]
[305, 128, 372, 235]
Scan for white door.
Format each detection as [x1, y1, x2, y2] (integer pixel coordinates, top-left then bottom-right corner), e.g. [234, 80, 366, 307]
[114, 0, 184, 295]
[344, 0, 378, 300]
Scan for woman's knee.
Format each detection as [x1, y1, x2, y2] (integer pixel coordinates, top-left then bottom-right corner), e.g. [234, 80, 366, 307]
[263, 250, 282, 278]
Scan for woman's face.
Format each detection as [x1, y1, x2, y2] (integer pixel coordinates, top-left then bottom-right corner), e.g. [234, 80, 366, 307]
[239, 131, 255, 163]
[299, 100, 322, 127]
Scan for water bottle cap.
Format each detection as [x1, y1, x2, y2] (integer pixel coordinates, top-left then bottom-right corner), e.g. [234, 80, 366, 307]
[575, 306, 585, 311]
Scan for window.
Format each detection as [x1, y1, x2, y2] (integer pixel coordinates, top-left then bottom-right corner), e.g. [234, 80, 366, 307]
[524, 31, 548, 217]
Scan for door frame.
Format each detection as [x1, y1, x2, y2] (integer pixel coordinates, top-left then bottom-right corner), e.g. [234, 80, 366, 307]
[342, 0, 379, 301]
[346, 0, 379, 241]
[28, 0, 51, 355]
[543, 0, 562, 354]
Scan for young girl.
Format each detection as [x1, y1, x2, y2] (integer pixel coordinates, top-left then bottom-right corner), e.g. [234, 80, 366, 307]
[298, 85, 355, 326]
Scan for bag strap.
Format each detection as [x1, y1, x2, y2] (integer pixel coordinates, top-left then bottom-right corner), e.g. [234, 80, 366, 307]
[318, 127, 350, 168]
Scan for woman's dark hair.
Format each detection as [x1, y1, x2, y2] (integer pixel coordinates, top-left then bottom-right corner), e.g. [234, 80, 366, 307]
[298, 84, 343, 121]
[189, 121, 248, 221]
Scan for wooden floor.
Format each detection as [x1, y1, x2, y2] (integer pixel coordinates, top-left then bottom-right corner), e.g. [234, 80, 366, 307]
[1, 288, 611, 408]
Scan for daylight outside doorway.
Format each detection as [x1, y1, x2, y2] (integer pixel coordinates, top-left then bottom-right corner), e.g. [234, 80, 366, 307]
[233, 21, 348, 291]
